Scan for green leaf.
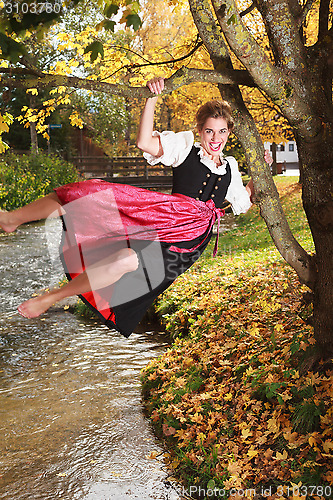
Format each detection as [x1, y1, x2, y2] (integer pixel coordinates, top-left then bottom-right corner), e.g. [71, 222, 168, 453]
[9, 12, 60, 33]
[84, 41, 104, 62]
[104, 3, 119, 17]
[227, 14, 237, 25]
[131, 1, 140, 13]
[0, 32, 26, 63]
[103, 19, 116, 31]
[125, 13, 142, 30]
[207, 479, 216, 490]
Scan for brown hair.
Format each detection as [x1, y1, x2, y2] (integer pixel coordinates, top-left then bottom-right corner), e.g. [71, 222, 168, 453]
[196, 100, 234, 132]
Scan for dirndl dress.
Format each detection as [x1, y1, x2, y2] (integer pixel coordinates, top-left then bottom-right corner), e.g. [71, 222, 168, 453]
[55, 178, 225, 337]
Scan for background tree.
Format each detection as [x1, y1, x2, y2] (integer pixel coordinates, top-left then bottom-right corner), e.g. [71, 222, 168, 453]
[0, 0, 332, 361]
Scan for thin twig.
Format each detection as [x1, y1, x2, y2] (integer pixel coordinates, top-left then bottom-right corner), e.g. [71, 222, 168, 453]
[99, 36, 203, 83]
[240, 2, 256, 17]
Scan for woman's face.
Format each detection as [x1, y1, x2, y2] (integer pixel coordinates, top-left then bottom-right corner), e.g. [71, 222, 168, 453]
[198, 117, 230, 159]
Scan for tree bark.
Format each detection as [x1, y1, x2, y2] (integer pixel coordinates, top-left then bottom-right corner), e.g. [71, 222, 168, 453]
[30, 122, 38, 153]
[29, 95, 38, 153]
[296, 123, 333, 357]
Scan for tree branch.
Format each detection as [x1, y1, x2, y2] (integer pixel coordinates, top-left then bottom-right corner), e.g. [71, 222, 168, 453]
[211, 0, 283, 91]
[240, 2, 256, 17]
[188, 0, 230, 61]
[100, 36, 204, 82]
[0, 65, 256, 95]
[319, 0, 331, 40]
[256, 0, 306, 72]
[209, 0, 323, 138]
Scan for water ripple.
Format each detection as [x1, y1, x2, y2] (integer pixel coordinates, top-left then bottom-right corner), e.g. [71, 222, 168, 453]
[0, 220, 185, 500]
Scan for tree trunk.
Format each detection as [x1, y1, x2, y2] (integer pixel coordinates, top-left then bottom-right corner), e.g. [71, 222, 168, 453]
[30, 122, 38, 153]
[297, 124, 333, 358]
[271, 143, 277, 176]
[220, 84, 315, 287]
[29, 95, 38, 153]
[124, 98, 131, 154]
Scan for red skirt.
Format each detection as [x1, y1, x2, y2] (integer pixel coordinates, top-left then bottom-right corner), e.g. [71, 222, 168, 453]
[55, 179, 223, 336]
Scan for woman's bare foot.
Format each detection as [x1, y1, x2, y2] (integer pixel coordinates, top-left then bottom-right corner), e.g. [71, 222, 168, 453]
[17, 292, 57, 319]
[0, 210, 19, 233]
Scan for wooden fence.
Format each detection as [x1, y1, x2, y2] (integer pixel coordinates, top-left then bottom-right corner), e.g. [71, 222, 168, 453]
[71, 155, 170, 178]
[70, 155, 173, 188]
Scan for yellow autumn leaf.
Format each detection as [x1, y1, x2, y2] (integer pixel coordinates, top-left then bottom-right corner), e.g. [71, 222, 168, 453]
[275, 450, 288, 460]
[241, 428, 253, 440]
[249, 326, 260, 336]
[308, 433, 320, 447]
[192, 412, 204, 423]
[26, 88, 38, 95]
[171, 457, 180, 469]
[245, 366, 255, 377]
[247, 447, 259, 459]
[69, 113, 84, 128]
[0, 117, 9, 133]
[52, 61, 71, 74]
[196, 432, 206, 443]
[323, 440, 333, 453]
[57, 32, 70, 41]
[267, 417, 280, 434]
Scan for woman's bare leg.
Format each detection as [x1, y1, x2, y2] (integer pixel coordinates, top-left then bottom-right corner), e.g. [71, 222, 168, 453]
[17, 248, 139, 319]
[0, 193, 64, 233]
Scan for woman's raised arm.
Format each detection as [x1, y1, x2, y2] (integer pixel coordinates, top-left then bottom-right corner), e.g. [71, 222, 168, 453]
[136, 77, 165, 157]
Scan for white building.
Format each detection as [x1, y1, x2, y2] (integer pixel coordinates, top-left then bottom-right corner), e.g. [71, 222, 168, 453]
[264, 140, 299, 164]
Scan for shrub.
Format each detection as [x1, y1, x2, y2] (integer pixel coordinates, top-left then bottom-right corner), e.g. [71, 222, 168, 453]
[0, 151, 79, 210]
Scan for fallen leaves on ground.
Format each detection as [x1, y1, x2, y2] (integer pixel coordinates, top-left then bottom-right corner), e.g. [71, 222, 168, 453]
[141, 258, 332, 499]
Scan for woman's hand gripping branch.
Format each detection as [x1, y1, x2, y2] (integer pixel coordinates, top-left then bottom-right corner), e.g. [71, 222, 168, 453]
[136, 77, 165, 157]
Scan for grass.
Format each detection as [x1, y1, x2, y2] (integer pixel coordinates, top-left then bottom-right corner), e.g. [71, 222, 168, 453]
[141, 177, 333, 499]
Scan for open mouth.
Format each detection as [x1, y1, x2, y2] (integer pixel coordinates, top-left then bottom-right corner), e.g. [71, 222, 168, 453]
[209, 143, 222, 152]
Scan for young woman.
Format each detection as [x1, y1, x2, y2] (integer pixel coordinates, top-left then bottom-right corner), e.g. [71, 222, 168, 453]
[0, 77, 271, 337]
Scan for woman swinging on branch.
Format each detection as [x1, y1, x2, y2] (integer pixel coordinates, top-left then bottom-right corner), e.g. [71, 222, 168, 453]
[0, 77, 272, 337]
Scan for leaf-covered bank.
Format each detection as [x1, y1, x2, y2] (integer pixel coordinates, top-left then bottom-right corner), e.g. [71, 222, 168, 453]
[141, 178, 333, 499]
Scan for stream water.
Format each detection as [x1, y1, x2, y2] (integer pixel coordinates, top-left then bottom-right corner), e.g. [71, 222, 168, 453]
[0, 219, 185, 500]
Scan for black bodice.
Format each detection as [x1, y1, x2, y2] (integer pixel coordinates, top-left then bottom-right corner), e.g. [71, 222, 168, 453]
[171, 146, 231, 208]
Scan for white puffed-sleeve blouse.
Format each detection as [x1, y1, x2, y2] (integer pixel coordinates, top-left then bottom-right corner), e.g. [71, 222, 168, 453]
[143, 130, 252, 215]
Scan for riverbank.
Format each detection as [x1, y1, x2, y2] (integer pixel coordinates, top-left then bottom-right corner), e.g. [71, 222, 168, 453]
[141, 177, 333, 499]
